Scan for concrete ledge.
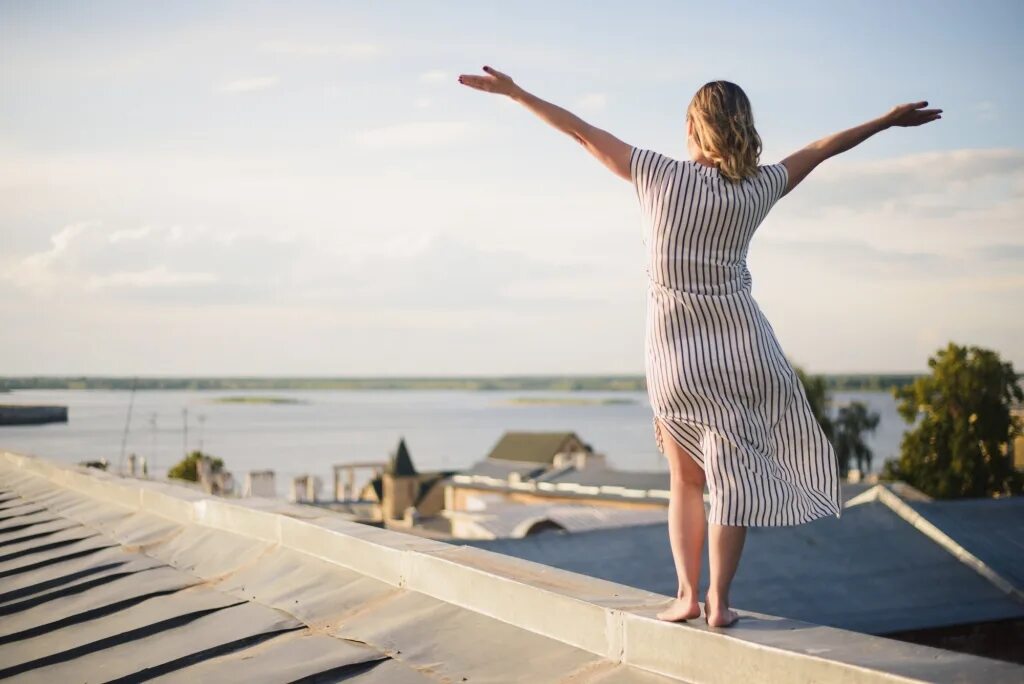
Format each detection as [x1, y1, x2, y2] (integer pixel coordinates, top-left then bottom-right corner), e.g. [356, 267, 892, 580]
[2, 450, 1020, 684]
[403, 544, 637, 659]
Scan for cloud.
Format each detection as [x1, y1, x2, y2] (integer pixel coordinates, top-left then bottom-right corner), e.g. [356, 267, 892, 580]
[418, 70, 450, 85]
[413, 97, 432, 109]
[108, 226, 154, 243]
[218, 76, 280, 93]
[260, 40, 381, 59]
[756, 238, 946, 278]
[2, 145, 1020, 372]
[1, 221, 300, 304]
[86, 265, 219, 289]
[352, 121, 475, 149]
[346, 233, 595, 310]
[787, 148, 1024, 215]
[0, 218, 602, 315]
[576, 92, 608, 111]
[975, 243, 1024, 261]
[763, 147, 1024, 262]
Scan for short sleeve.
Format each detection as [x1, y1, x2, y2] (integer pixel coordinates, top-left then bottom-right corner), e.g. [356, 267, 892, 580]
[630, 146, 676, 215]
[765, 162, 789, 207]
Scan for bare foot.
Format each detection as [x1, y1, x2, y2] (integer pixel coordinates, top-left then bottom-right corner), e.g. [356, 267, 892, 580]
[703, 594, 740, 627]
[705, 606, 739, 627]
[656, 598, 701, 622]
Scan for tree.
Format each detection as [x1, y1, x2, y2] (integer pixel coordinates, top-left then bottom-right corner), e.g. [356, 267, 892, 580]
[883, 342, 1024, 498]
[833, 401, 881, 476]
[168, 450, 224, 482]
[794, 365, 834, 442]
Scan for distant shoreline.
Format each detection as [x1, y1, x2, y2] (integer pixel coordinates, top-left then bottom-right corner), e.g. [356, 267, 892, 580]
[0, 374, 922, 392]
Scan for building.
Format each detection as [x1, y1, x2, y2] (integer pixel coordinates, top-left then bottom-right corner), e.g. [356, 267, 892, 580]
[445, 431, 668, 512]
[358, 437, 458, 529]
[2, 449, 1021, 682]
[441, 431, 876, 540]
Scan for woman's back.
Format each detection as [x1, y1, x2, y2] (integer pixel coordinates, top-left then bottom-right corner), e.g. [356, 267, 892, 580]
[631, 146, 788, 297]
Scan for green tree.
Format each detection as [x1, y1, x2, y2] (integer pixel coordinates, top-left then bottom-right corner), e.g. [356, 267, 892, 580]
[882, 342, 1024, 498]
[833, 402, 881, 476]
[795, 365, 834, 442]
[168, 450, 224, 482]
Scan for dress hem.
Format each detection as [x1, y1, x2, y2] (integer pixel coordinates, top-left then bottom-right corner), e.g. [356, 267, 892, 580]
[654, 413, 843, 528]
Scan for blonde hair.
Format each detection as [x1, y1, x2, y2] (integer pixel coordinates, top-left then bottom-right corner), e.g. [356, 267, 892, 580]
[686, 81, 762, 183]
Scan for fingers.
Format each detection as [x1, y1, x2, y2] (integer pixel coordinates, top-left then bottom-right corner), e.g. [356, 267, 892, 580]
[457, 75, 492, 91]
[482, 65, 511, 80]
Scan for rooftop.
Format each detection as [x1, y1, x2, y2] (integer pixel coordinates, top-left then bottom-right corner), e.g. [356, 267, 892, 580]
[2, 450, 1022, 683]
[467, 484, 1024, 637]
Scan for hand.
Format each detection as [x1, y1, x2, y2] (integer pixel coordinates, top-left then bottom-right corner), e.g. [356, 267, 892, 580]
[883, 101, 943, 128]
[457, 65, 521, 98]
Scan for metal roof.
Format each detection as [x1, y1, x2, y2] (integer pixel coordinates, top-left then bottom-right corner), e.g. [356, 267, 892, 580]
[904, 496, 1024, 590]
[0, 459, 681, 683]
[445, 501, 668, 539]
[467, 487, 1024, 636]
[2, 451, 1022, 683]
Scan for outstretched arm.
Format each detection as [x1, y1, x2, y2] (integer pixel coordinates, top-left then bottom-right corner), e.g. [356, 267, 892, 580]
[458, 66, 632, 181]
[779, 101, 942, 196]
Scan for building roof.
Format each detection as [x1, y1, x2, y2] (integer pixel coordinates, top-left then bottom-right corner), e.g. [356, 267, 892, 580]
[466, 485, 1024, 636]
[445, 501, 669, 540]
[450, 461, 874, 509]
[904, 496, 1024, 591]
[534, 465, 669, 490]
[386, 437, 418, 477]
[454, 457, 551, 482]
[2, 451, 1022, 683]
[485, 431, 585, 464]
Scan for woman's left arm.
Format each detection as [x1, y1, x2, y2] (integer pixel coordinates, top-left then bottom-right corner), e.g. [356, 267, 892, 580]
[458, 66, 632, 181]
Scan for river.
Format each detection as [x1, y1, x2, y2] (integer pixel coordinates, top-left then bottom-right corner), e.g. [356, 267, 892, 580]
[0, 389, 905, 491]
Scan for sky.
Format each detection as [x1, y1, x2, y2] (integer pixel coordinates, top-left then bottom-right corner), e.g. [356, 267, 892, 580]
[1, 1, 1022, 376]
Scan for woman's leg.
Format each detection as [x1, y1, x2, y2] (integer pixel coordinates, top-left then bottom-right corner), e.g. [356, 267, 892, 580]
[654, 418, 707, 622]
[706, 523, 746, 627]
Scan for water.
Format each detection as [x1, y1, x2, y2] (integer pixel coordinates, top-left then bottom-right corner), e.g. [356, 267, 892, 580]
[0, 389, 905, 489]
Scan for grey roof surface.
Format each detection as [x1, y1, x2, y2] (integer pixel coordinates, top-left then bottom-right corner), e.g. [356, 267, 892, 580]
[534, 465, 669, 491]
[456, 457, 550, 481]
[446, 501, 668, 539]
[905, 496, 1024, 589]
[0, 466, 681, 683]
[3, 452, 1023, 684]
[467, 497, 1024, 636]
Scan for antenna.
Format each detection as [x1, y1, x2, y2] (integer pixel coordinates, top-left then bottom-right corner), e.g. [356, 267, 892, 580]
[118, 376, 138, 475]
[149, 412, 159, 477]
[198, 412, 206, 452]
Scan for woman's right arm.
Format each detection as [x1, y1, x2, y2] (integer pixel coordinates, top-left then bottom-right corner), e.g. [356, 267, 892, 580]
[779, 101, 942, 196]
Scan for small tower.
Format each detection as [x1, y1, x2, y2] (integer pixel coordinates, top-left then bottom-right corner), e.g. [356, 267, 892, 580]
[382, 437, 420, 521]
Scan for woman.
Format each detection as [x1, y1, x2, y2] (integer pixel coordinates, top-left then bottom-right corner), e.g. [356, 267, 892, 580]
[458, 66, 940, 627]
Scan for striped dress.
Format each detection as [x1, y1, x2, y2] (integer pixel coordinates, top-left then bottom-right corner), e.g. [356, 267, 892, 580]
[631, 146, 842, 527]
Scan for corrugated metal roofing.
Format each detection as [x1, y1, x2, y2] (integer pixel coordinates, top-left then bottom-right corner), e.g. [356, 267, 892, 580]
[0, 464, 683, 683]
